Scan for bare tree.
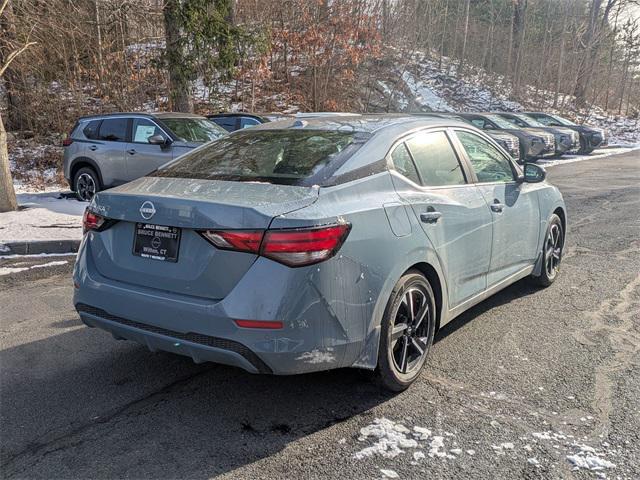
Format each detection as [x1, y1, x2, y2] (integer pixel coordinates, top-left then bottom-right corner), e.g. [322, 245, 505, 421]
[0, 0, 36, 212]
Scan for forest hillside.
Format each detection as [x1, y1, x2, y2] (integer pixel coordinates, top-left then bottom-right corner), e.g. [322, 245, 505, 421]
[2, 0, 639, 188]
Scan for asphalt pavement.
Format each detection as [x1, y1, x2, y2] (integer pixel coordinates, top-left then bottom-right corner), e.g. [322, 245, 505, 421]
[1, 149, 638, 479]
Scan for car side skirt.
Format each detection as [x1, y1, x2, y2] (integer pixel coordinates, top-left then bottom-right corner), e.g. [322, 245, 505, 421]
[446, 265, 535, 322]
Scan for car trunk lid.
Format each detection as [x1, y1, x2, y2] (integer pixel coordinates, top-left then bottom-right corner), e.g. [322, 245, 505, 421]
[87, 176, 318, 300]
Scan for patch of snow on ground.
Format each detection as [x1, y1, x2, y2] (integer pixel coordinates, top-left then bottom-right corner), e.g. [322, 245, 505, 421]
[566, 449, 616, 472]
[401, 71, 454, 112]
[0, 192, 84, 243]
[379, 469, 399, 479]
[539, 146, 640, 168]
[0, 260, 68, 276]
[354, 418, 418, 459]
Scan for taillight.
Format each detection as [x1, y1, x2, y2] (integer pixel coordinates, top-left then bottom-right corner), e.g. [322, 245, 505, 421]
[82, 209, 106, 234]
[262, 224, 351, 267]
[200, 230, 263, 253]
[198, 223, 351, 267]
[62, 136, 73, 147]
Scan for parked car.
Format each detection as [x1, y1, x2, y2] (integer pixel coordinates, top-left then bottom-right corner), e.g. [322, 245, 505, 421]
[207, 112, 270, 132]
[523, 112, 607, 154]
[63, 112, 228, 201]
[493, 112, 580, 156]
[416, 112, 522, 163]
[457, 112, 556, 161]
[74, 115, 566, 391]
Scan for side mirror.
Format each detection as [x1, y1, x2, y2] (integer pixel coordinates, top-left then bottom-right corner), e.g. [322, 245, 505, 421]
[524, 163, 546, 183]
[148, 135, 171, 147]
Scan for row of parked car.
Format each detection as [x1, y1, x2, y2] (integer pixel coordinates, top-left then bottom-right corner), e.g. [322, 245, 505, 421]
[63, 109, 607, 201]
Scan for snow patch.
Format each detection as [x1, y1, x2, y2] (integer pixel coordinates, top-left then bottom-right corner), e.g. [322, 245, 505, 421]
[566, 451, 616, 471]
[354, 418, 418, 459]
[401, 71, 454, 112]
[0, 260, 68, 276]
[380, 469, 399, 479]
[539, 146, 640, 168]
[0, 192, 84, 243]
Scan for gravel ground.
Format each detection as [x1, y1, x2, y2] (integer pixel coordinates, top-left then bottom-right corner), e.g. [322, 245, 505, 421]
[1, 150, 638, 479]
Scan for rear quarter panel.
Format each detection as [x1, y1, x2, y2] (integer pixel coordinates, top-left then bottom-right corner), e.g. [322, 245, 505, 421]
[268, 172, 447, 370]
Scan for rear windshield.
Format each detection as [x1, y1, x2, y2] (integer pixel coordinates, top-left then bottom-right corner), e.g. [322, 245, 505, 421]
[161, 118, 227, 143]
[153, 129, 369, 186]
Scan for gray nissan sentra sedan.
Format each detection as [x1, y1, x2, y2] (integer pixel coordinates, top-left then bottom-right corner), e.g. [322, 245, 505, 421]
[73, 115, 566, 391]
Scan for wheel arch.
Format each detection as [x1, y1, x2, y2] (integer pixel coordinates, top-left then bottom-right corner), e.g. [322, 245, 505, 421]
[70, 158, 104, 191]
[553, 206, 566, 237]
[408, 262, 444, 333]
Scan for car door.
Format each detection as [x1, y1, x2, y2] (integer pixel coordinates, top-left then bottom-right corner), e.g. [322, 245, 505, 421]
[453, 129, 540, 287]
[125, 118, 174, 181]
[95, 117, 129, 185]
[389, 129, 493, 308]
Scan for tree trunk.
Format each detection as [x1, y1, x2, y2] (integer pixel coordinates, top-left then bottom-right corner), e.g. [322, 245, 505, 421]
[0, 0, 29, 131]
[163, 0, 193, 112]
[0, 114, 18, 213]
[457, 0, 471, 77]
[574, 0, 604, 106]
[511, 0, 528, 96]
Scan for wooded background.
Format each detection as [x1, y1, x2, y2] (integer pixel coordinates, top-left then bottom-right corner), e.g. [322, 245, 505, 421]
[1, 0, 639, 136]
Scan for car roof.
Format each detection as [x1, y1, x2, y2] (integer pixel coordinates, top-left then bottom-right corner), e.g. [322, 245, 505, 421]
[207, 112, 267, 119]
[243, 114, 477, 177]
[249, 113, 470, 135]
[78, 112, 207, 121]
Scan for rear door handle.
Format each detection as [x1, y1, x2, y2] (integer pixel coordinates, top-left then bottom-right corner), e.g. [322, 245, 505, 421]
[126, 149, 136, 155]
[420, 211, 442, 224]
[491, 201, 505, 213]
[88, 145, 98, 151]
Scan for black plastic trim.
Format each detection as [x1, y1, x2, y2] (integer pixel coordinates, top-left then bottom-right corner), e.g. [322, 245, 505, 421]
[76, 304, 273, 374]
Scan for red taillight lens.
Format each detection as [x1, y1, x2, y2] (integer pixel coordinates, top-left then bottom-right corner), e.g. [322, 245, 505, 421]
[62, 136, 73, 147]
[200, 230, 263, 253]
[262, 223, 351, 267]
[199, 223, 351, 267]
[82, 209, 105, 234]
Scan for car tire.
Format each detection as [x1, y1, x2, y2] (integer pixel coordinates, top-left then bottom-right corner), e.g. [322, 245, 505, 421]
[531, 214, 564, 288]
[73, 167, 101, 202]
[376, 270, 436, 392]
[577, 137, 594, 155]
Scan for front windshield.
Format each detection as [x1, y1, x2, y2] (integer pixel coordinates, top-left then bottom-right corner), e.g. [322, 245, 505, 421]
[485, 114, 520, 129]
[513, 113, 545, 128]
[550, 114, 577, 126]
[162, 118, 228, 143]
[153, 129, 369, 186]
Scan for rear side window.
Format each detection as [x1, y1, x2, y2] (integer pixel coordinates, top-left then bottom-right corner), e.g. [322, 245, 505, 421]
[83, 120, 101, 140]
[98, 118, 128, 142]
[154, 130, 368, 186]
[406, 131, 466, 186]
[391, 143, 420, 184]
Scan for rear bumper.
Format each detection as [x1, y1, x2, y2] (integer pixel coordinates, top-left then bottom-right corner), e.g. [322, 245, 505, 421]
[77, 304, 271, 373]
[73, 239, 373, 375]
